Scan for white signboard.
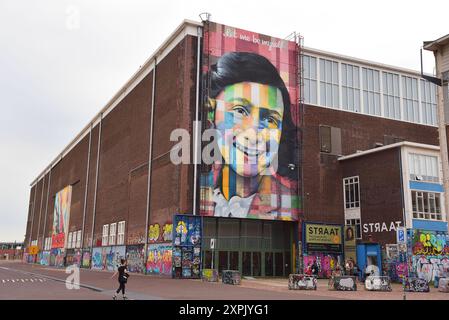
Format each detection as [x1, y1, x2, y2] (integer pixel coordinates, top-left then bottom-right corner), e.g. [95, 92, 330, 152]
[210, 238, 216, 250]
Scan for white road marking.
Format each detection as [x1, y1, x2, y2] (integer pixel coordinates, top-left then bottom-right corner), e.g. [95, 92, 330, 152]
[39, 279, 43, 282]
[11, 280, 15, 283]
[21, 279, 24, 282]
[2, 280, 4, 283]
[30, 279, 34, 282]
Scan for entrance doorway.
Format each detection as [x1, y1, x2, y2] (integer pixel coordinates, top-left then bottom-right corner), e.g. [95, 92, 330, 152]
[202, 217, 296, 277]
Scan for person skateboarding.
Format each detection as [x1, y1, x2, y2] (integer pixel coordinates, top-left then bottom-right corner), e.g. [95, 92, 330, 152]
[111, 259, 129, 300]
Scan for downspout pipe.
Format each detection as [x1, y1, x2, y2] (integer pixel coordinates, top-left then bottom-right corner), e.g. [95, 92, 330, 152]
[144, 58, 157, 273]
[81, 124, 93, 249]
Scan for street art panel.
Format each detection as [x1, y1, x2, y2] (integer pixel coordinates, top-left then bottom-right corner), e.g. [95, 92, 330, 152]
[288, 274, 317, 290]
[303, 254, 339, 278]
[40, 251, 50, 266]
[146, 243, 172, 276]
[126, 245, 145, 274]
[404, 277, 430, 292]
[106, 246, 126, 271]
[411, 230, 449, 284]
[365, 276, 392, 291]
[172, 215, 202, 279]
[81, 251, 91, 268]
[91, 247, 106, 270]
[222, 270, 241, 285]
[51, 186, 72, 249]
[199, 22, 301, 221]
[328, 276, 357, 291]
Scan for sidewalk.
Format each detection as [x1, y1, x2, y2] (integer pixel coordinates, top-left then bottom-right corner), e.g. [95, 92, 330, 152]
[4, 261, 449, 300]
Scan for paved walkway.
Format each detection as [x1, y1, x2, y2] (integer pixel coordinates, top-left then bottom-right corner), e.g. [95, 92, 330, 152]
[2, 261, 449, 300]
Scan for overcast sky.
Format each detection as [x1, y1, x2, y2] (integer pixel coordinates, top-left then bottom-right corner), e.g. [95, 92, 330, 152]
[1, 0, 448, 243]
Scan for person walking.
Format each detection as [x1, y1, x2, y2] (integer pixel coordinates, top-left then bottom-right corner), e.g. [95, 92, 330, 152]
[111, 259, 129, 300]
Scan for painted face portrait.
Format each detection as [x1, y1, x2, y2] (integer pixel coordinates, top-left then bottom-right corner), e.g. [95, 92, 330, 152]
[212, 81, 284, 177]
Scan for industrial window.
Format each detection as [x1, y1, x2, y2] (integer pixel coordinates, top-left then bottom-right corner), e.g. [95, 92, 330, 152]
[402, 76, 420, 123]
[303, 55, 317, 104]
[76, 230, 82, 249]
[383, 72, 401, 120]
[342, 63, 360, 112]
[71, 232, 77, 249]
[343, 176, 360, 209]
[117, 221, 126, 245]
[411, 191, 442, 220]
[420, 80, 437, 126]
[109, 223, 117, 246]
[102, 224, 109, 246]
[408, 153, 439, 183]
[319, 58, 339, 108]
[362, 68, 381, 116]
[68, 232, 73, 249]
[320, 125, 342, 155]
[345, 219, 362, 239]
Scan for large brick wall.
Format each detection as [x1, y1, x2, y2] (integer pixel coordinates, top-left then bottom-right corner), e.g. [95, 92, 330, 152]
[340, 148, 403, 244]
[301, 105, 439, 226]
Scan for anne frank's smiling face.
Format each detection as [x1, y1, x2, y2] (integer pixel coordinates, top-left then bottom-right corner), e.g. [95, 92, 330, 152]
[213, 81, 284, 177]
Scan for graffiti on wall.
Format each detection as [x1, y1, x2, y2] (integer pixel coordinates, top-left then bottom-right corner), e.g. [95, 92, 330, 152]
[51, 186, 72, 249]
[413, 255, 449, 283]
[106, 246, 126, 271]
[303, 254, 339, 278]
[199, 22, 300, 221]
[412, 230, 449, 256]
[172, 215, 202, 279]
[40, 251, 50, 266]
[149, 223, 173, 243]
[81, 251, 91, 268]
[126, 245, 145, 273]
[146, 243, 172, 276]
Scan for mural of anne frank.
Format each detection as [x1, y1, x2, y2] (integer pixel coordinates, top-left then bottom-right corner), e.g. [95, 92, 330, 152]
[200, 51, 300, 221]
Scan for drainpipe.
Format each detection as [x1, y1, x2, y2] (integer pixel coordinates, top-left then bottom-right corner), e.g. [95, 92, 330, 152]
[42, 168, 52, 251]
[90, 113, 103, 258]
[81, 124, 93, 250]
[36, 175, 46, 249]
[398, 147, 408, 300]
[144, 58, 157, 273]
[192, 26, 202, 216]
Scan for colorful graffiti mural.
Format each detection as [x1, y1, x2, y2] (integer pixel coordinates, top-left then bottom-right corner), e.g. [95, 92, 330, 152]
[40, 251, 50, 266]
[328, 276, 357, 291]
[303, 254, 339, 278]
[146, 243, 172, 276]
[149, 223, 173, 243]
[126, 245, 145, 273]
[81, 251, 91, 268]
[199, 22, 300, 221]
[172, 215, 202, 279]
[412, 230, 449, 256]
[106, 246, 126, 271]
[222, 270, 241, 285]
[91, 247, 106, 270]
[411, 230, 449, 284]
[51, 186, 72, 249]
[365, 276, 392, 291]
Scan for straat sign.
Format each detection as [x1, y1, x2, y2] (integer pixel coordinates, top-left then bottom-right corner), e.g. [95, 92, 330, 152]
[304, 223, 343, 253]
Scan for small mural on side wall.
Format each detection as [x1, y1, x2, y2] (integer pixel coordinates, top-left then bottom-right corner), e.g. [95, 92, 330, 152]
[146, 243, 172, 276]
[126, 245, 145, 274]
